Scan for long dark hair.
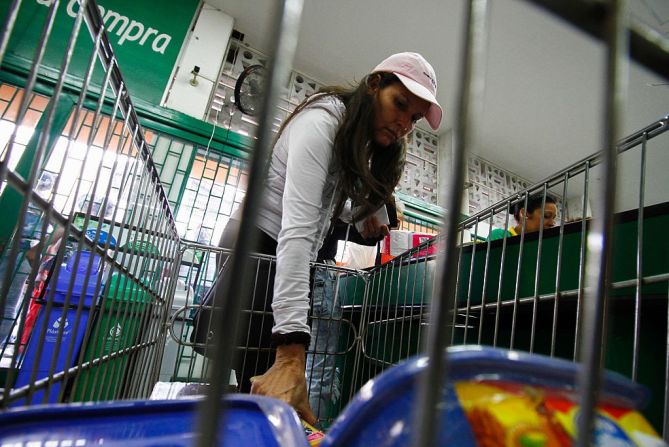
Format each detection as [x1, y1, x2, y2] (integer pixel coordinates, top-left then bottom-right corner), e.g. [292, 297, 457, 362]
[276, 72, 407, 222]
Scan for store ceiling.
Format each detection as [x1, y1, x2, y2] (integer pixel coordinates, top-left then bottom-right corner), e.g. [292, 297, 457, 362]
[206, 0, 669, 187]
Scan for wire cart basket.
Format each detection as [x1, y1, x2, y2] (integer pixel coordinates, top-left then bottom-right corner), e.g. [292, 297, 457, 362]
[0, 0, 668, 446]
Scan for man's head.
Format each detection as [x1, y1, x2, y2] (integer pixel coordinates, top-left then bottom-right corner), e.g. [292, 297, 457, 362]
[513, 194, 558, 233]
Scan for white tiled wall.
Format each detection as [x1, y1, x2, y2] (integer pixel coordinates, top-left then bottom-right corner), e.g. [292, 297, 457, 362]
[466, 156, 532, 227]
[397, 129, 440, 204]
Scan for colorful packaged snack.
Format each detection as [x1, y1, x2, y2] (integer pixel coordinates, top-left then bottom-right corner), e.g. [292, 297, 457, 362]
[302, 419, 326, 446]
[455, 380, 665, 446]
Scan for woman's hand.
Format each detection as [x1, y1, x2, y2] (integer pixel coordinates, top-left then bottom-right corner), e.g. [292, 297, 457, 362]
[249, 343, 317, 425]
[359, 215, 390, 240]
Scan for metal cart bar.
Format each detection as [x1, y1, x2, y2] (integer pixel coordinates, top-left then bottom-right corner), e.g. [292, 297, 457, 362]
[0, 0, 180, 410]
[575, 1, 626, 444]
[521, 0, 669, 80]
[412, 1, 490, 446]
[80, 0, 177, 230]
[194, 1, 305, 446]
[1, 0, 668, 444]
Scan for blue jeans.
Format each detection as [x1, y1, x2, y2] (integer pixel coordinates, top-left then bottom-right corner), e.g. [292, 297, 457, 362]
[306, 262, 342, 421]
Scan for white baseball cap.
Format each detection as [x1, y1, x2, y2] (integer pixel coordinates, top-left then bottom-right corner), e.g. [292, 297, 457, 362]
[372, 52, 443, 130]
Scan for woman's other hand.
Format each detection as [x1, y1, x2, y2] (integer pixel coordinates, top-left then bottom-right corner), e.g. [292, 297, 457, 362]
[360, 214, 390, 240]
[249, 343, 317, 425]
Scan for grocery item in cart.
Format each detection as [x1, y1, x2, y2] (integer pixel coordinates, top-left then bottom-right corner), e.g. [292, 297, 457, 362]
[322, 346, 666, 446]
[302, 418, 326, 446]
[455, 380, 660, 446]
[383, 229, 436, 261]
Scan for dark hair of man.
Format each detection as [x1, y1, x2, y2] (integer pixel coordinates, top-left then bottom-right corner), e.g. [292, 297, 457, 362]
[513, 193, 557, 221]
[275, 72, 407, 222]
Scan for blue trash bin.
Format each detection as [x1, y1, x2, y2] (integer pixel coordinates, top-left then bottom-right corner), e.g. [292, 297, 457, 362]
[13, 250, 103, 405]
[0, 394, 310, 447]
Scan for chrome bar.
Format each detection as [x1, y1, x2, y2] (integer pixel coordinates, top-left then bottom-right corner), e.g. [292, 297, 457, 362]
[411, 1, 490, 446]
[0, 0, 22, 67]
[632, 133, 647, 381]
[457, 115, 668, 232]
[529, 186, 549, 353]
[574, 161, 590, 360]
[1, 0, 90, 405]
[450, 228, 465, 344]
[510, 193, 529, 349]
[195, 1, 305, 446]
[493, 200, 512, 347]
[550, 174, 569, 357]
[463, 217, 480, 342]
[0, 0, 60, 192]
[477, 213, 495, 344]
[576, 1, 627, 445]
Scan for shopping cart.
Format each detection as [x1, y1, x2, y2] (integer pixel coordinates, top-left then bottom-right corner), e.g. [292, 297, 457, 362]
[0, 0, 182, 408]
[0, 0, 668, 446]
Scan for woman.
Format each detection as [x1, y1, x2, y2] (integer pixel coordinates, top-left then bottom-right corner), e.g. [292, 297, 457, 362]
[488, 193, 558, 241]
[194, 52, 442, 423]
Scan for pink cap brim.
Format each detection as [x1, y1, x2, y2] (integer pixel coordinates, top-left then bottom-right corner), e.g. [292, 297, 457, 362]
[394, 73, 443, 131]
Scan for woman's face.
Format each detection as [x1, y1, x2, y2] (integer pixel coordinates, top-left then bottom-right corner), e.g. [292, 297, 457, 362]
[524, 202, 558, 233]
[370, 81, 430, 147]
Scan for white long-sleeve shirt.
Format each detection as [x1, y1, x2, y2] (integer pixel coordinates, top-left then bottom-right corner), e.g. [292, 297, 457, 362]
[255, 96, 346, 335]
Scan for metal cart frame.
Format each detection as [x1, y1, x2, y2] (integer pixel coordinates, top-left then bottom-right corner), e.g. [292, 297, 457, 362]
[0, 1, 667, 447]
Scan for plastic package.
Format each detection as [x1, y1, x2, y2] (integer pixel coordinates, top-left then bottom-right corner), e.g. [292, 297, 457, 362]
[455, 380, 661, 446]
[302, 419, 326, 446]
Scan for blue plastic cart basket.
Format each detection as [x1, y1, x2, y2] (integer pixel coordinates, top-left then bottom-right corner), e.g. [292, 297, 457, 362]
[0, 394, 310, 447]
[322, 345, 651, 447]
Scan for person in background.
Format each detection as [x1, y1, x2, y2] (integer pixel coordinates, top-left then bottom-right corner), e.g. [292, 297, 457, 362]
[192, 52, 442, 424]
[488, 193, 558, 241]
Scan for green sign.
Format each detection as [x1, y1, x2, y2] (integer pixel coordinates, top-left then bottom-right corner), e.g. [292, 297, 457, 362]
[1, 0, 200, 104]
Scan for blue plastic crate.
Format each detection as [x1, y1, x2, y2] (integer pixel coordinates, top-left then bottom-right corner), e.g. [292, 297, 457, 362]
[0, 395, 310, 447]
